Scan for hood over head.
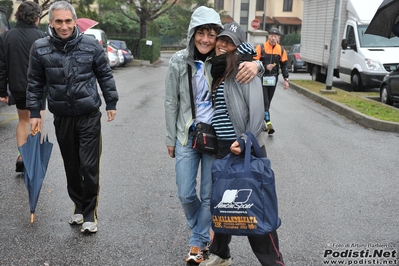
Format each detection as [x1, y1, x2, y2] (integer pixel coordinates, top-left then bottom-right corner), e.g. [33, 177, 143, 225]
[184, 6, 223, 61]
[187, 6, 223, 43]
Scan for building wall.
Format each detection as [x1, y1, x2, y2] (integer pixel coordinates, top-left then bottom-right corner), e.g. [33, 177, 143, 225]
[210, 0, 303, 33]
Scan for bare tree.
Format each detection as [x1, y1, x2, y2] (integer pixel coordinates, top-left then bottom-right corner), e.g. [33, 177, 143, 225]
[120, 0, 178, 39]
[30, 0, 56, 20]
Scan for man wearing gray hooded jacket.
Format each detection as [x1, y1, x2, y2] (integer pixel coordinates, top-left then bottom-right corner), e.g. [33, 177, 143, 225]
[165, 6, 262, 265]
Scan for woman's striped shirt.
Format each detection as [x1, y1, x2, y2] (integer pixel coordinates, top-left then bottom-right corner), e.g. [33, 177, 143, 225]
[211, 81, 237, 141]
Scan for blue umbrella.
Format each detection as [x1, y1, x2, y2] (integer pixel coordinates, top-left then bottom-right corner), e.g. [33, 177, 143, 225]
[19, 132, 53, 223]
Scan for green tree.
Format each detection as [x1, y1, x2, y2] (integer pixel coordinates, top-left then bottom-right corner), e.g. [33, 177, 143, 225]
[76, 0, 99, 21]
[97, 0, 139, 36]
[0, 0, 13, 20]
[154, 0, 222, 45]
[119, 0, 178, 39]
[155, 3, 191, 44]
[101, 11, 139, 36]
[283, 32, 301, 46]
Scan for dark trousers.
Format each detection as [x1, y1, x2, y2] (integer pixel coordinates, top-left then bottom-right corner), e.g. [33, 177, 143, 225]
[53, 109, 102, 222]
[210, 231, 284, 266]
[213, 139, 284, 266]
[262, 83, 278, 122]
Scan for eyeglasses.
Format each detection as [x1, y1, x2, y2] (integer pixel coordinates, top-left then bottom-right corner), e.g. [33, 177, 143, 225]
[218, 36, 235, 45]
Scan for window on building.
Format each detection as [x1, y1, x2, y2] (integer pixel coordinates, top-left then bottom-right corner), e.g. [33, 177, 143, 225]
[240, 0, 249, 29]
[283, 0, 293, 12]
[214, 0, 224, 10]
[256, 0, 265, 11]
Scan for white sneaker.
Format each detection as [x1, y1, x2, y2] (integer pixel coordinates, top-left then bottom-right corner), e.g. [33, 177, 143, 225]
[199, 254, 232, 266]
[81, 222, 97, 233]
[69, 214, 83, 225]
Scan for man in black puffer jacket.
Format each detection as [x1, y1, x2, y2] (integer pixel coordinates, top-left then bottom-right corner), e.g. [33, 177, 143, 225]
[26, 1, 118, 234]
[0, 1, 46, 172]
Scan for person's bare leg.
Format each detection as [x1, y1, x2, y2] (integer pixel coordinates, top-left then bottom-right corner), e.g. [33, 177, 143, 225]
[16, 109, 30, 147]
[15, 109, 30, 172]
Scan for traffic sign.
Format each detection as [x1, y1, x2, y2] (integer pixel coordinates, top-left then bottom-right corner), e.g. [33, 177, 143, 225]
[251, 19, 260, 29]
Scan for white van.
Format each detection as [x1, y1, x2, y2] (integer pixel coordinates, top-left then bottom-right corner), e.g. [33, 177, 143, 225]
[84, 28, 109, 65]
[301, 0, 399, 91]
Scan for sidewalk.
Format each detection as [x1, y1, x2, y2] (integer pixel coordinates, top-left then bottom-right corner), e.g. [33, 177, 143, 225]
[290, 82, 399, 133]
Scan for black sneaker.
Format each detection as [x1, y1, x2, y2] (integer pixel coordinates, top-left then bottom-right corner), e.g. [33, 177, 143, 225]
[15, 155, 24, 172]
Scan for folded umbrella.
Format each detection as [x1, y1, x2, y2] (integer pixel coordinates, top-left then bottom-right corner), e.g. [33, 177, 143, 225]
[76, 18, 99, 33]
[365, 0, 399, 38]
[19, 132, 53, 223]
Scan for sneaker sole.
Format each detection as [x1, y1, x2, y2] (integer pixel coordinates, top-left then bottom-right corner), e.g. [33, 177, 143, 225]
[69, 220, 83, 225]
[81, 227, 97, 233]
[219, 259, 232, 266]
[205, 258, 232, 266]
[201, 257, 232, 266]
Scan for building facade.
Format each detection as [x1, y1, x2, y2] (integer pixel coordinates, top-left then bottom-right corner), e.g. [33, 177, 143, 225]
[209, 0, 303, 35]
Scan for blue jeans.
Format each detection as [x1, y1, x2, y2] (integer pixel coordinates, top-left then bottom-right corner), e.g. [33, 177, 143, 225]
[175, 138, 215, 249]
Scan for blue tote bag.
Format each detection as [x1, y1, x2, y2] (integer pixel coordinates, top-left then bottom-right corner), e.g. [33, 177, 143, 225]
[211, 132, 281, 235]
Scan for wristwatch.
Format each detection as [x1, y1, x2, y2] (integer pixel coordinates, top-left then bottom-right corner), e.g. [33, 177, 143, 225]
[284, 78, 289, 82]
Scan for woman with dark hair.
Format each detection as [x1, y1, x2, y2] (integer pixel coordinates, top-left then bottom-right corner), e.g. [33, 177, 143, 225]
[0, 1, 46, 172]
[164, 7, 262, 265]
[200, 22, 285, 266]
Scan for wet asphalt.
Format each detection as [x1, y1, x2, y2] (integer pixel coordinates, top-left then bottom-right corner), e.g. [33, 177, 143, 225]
[0, 53, 398, 265]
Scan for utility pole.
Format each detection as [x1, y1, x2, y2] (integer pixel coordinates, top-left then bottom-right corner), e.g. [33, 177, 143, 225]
[325, 0, 342, 90]
[262, 0, 266, 31]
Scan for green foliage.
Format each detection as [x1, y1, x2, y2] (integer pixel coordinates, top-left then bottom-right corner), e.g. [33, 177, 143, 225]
[282, 32, 301, 46]
[157, 4, 191, 36]
[139, 37, 160, 63]
[99, 11, 139, 35]
[148, 20, 159, 37]
[0, 0, 13, 20]
[190, 0, 214, 9]
[292, 80, 399, 123]
[97, 0, 116, 11]
[97, 0, 140, 37]
[76, 2, 100, 21]
[155, 4, 192, 45]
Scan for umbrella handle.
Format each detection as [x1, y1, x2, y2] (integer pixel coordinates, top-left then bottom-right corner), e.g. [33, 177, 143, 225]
[32, 126, 39, 136]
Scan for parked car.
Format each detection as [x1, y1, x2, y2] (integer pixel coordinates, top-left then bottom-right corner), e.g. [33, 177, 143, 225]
[117, 47, 125, 66]
[287, 44, 306, 73]
[84, 28, 109, 65]
[380, 69, 399, 105]
[107, 43, 119, 68]
[108, 41, 124, 67]
[108, 39, 133, 66]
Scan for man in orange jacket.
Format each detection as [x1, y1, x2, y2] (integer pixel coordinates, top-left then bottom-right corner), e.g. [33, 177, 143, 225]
[254, 28, 289, 134]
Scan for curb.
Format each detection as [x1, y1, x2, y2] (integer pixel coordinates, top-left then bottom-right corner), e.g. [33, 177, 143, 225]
[290, 82, 399, 133]
[130, 59, 151, 66]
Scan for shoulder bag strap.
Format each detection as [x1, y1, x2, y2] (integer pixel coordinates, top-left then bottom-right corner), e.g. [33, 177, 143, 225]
[187, 64, 196, 119]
